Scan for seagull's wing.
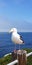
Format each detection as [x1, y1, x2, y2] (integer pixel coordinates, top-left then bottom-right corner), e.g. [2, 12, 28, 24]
[17, 33, 22, 39]
[20, 35, 23, 40]
[18, 34, 24, 43]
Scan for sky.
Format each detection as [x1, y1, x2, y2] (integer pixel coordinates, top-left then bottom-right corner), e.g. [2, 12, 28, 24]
[0, 0, 32, 32]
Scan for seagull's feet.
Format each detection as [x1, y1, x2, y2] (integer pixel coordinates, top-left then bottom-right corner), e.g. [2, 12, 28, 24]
[14, 50, 17, 53]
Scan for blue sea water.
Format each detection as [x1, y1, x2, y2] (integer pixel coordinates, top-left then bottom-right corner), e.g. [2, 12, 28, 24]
[0, 32, 32, 58]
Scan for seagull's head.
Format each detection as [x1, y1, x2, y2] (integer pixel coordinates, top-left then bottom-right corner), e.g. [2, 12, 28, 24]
[9, 28, 17, 33]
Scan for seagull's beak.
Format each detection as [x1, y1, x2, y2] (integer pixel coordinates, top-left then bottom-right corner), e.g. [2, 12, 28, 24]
[9, 29, 13, 33]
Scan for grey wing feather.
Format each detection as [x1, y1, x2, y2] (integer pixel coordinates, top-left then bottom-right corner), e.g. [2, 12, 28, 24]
[20, 35, 23, 40]
[20, 35, 24, 43]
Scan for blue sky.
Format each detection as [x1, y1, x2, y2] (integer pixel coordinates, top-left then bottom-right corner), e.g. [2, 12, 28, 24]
[0, 0, 32, 32]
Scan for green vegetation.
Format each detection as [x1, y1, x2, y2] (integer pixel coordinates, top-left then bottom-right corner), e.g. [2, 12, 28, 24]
[24, 48, 32, 65]
[0, 55, 12, 65]
[0, 49, 32, 65]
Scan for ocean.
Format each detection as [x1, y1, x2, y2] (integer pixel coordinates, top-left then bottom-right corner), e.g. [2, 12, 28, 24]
[0, 32, 32, 58]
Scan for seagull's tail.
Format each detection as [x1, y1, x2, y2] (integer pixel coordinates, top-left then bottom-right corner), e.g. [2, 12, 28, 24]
[20, 39, 24, 44]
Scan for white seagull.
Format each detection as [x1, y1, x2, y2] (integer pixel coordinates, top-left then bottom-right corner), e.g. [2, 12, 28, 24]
[9, 28, 24, 50]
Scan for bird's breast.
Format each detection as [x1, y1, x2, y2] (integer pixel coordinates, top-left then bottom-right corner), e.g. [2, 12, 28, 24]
[11, 34, 19, 43]
[11, 35, 23, 44]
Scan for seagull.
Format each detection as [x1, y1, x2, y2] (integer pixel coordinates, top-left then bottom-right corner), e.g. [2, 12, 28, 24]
[9, 28, 24, 50]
